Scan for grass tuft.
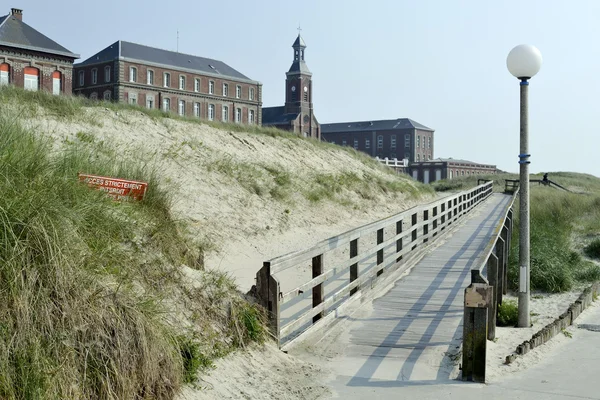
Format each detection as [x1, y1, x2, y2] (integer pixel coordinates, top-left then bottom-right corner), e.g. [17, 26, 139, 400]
[584, 239, 600, 260]
[497, 300, 519, 327]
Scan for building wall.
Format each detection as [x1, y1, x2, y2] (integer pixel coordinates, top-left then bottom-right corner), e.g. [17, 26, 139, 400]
[414, 129, 434, 163]
[409, 161, 497, 183]
[322, 129, 424, 161]
[0, 46, 75, 94]
[73, 60, 262, 124]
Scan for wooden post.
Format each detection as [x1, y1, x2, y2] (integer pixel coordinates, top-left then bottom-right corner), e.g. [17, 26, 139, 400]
[350, 239, 359, 296]
[501, 225, 509, 295]
[495, 237, 506, 304]
[423, 209, 429, 243]
[377, 228, 384, 276]
[462, 270, 492, 383]
[396, 220, 403, 262]
[411, 212, 418, 250]
[256, 262, 281, 346]
[312, 254, 324, 323]
[487, 253, 499, 341]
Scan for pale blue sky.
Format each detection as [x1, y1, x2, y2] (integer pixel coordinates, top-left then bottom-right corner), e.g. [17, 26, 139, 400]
[11, 0, 600, 176]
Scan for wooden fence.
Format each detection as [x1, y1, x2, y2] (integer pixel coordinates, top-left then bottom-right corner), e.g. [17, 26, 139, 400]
[462, 186, 518, 382]
[256, 181, 495, 348]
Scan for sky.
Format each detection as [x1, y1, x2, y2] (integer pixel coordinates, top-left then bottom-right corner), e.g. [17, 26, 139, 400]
[8, 0, 600, 176]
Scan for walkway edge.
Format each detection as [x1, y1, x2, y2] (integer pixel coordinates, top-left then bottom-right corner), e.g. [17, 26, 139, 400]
[504, 281, 600, 364]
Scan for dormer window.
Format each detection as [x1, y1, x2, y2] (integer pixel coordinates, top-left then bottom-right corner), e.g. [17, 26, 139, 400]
[295, 50, 299, 61]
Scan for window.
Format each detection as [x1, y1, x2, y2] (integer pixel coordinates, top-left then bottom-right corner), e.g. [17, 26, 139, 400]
[163, 72, 171, 87]
[342, 139, 347, 146]
[390, 153, 396, 160]
[377, 135, 383, 149]
[236, 108, 242, 123]
[91, 68, 97, 84]
[179, 75, 186, 90]
[147, 70, 154, 85]
[417, 136, 420, 148]
[365, 139, 370, 149]
[0, 63, 9, 85]
[405, 153, 410, 160]
[90, 92, 98, 100]
[236, 85, 241, 99]
[178, 100, 185, 116]
[128, 92, 137, 105]
[79, 71, 84, 86]
[104, 66, 111, 82]
[417, 154, 420, 162]
[163, 97, 170, 112]
[249, 109, 255, 124]
[391, 135, 396, 149]
[303, 91, 308, 102]
[353, 139, 358, 149]
[222, 105, 229, 121]
[208, 104, 215, 121]
[405, 134, 410, 148]
[194, 102, 200, 117]
[209, 81, 214, 94]
[103, 90, 111, 101]
[428, 136, 431, 149]
[249, 87, 255, 100]
[222, 83, 228, 96]
[194, 78, 200, 92]
[129, 67, 137, 82]
[52, 71, 61, 95]
[146, 96, 154, 109]
[291, 90, 297, 102]
[23, 67, 39, 91]
[461, 170, 465, 176]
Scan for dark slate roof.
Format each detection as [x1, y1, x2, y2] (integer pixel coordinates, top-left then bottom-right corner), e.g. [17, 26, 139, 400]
[76, 40, 256, 82]
[0, 12, 78, 58]
[293, 34, 306, 48]
[321, 118, 434, 133]
[261, 106, 298, 125]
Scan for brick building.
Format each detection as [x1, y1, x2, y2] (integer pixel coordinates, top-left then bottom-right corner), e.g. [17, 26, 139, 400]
[262, 34, 320, 138]
[0, 8, 79, 94]
[321, 118, 434, 163]
[73, 41, 262, 123]
[410, 158, 497, 184]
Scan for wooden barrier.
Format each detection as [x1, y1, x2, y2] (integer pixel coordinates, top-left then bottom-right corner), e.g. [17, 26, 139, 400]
[256, 181, 494, 348]
[461, 186, 518, 382]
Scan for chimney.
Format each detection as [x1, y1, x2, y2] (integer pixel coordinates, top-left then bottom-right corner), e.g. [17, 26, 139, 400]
[11, 8, 22, 21]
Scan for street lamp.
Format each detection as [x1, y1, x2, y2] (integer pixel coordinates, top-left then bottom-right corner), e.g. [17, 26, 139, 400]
[506, 44, 543, 328]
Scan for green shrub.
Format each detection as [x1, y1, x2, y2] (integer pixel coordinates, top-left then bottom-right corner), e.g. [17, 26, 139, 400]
[497, 300, 519, 326]
[584, 239, 600, 259]
[178, 336, 214, 384]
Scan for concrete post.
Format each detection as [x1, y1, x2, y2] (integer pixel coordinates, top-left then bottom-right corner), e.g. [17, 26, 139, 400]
[518, 79, 531, 328]
[462, 270, 492, 383]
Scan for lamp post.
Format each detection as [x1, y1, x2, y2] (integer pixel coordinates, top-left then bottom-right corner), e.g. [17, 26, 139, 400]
[506, 44, 543, 328]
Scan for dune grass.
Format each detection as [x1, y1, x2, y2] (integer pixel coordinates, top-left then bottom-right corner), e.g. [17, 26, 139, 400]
[508, 187, 600, 293]
[0, 108, 267, 399]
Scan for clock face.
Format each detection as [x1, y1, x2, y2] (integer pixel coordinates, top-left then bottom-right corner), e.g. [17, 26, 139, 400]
[291, 86, 296, 92]
[303, 86, 308, 92]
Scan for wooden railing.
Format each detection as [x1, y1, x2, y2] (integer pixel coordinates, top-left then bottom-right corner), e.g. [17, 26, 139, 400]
[256, 181, 494, 348]
[462, 186, 518, 382]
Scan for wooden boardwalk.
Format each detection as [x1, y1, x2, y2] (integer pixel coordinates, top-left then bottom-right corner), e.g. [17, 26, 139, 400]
[305, 193, 512, 390]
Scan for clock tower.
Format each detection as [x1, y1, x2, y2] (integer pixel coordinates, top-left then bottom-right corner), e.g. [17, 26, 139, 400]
[284, 33, 316, 137]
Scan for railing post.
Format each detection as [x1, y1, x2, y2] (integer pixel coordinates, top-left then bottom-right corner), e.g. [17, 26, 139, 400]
[462, 270, 492, 383]
[350, 239, 359, 296]
[377, 228, 384, 276]
[487, 253, 499, 341]
[396, 220, 403, 262]
[495, 236, 506, 303]
[423, 209, 429, 243]
[441, 203, 446, 229]
[411, 212, 418, 250]
[433, 206, 438, 236]
[312, 254, 324, 323]
[256, 262, 280, 346]
[501, 224, 509, 295]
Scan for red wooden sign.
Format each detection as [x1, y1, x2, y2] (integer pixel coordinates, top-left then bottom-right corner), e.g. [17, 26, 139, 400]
[78, 173, 148, 202]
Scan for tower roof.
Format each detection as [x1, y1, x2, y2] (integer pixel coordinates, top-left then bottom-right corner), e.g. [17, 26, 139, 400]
[292, 34, 306, 48]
